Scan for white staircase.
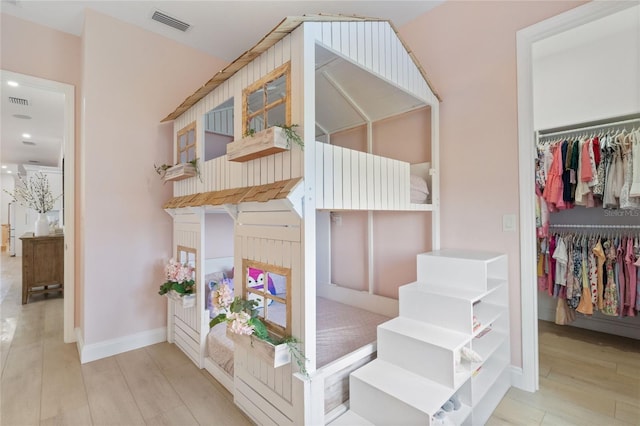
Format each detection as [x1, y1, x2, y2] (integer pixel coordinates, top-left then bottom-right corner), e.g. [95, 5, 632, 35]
[330, 249, 511, 426]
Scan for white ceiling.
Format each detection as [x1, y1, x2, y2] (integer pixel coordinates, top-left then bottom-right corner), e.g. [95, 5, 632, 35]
[1, 72, 65, 172]
[533, 4, 639, 59]
[0, 0, 444, 175]
[0, 1, 444, 62]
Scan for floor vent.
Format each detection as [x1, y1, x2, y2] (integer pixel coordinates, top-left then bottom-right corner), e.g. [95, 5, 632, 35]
[8, 96, 29, 106]
[151, 10, 190, 32]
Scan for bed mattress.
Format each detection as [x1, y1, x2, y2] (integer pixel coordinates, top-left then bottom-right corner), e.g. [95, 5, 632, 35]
[206, 297, 390, 373]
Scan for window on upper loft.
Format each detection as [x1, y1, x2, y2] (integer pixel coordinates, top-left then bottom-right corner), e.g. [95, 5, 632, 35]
[243, 62, 291, 136]
[204, 98, 234, 161]
[177, 122, 197, 164]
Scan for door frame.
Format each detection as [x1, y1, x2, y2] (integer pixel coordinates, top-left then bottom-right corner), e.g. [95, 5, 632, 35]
[1, 70, 75, 343]
[515, 1, 637, 392]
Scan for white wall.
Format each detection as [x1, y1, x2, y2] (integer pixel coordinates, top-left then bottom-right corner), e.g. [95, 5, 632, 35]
[533, 5, 640, 130]
[0, 174, 14, 224]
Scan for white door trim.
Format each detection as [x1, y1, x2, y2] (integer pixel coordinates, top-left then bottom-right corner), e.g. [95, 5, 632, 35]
[1, 70, 76, 343]
[515, 1, 637, 392]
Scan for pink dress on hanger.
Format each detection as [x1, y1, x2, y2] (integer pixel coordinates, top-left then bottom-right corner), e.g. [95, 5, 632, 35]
[625, 237, 637, 316]
[543, 145, 566, 210]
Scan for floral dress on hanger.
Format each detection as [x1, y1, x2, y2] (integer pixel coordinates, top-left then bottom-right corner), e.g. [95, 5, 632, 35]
[602, 238, 619, 316]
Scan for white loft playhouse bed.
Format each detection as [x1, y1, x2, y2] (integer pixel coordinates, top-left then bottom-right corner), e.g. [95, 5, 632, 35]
[162, 15, 440, 425]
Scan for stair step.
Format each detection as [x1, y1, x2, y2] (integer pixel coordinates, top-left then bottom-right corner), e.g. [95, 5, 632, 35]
[377, 317, 470, 388]
[350, 359, 455, 425]
[327, 410, 374, 426]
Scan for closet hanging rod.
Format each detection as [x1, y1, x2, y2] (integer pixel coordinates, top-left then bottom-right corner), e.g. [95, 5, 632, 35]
[537, 117, 640, 139]
[549, 224, 640, 229]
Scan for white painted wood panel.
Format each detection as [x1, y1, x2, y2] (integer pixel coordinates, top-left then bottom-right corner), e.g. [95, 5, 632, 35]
[315, 143, 324, 208]
[380, 157, 389, 210]
[172, 34, 300, 198]
[333, 147, 343, 209]
[314, 142, 434, 211]
[342, 149, 352, 210]
[351, 152, 360, 209]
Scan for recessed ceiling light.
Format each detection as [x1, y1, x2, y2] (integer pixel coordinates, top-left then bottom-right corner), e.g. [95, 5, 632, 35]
[7, 171, 12, 174]
[1, 165, 6, 169]
[22, 133, 31, 138]
[13, 114, 32, 120]
[7, 81, 18, 87]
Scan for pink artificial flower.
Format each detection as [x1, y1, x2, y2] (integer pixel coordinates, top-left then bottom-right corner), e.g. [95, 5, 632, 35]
[228, 311, 254, 335]
[212, 283, 234, 311]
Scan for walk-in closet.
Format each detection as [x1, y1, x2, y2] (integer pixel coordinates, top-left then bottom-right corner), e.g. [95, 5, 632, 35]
[531, 2, 640, 374]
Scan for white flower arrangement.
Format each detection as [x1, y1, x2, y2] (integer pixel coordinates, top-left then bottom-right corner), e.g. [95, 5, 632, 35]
[4, 172, 60, 213]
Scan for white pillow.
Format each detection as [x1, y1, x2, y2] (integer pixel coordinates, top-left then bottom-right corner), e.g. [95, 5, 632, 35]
[410, 174, 429, 203]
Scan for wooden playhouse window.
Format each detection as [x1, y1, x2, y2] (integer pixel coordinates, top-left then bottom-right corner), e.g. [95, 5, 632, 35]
[243, 62, 291, 135]
[242, 259, 291, 339]
[177, 245, 197, 271]
[177, 122, 197, 164]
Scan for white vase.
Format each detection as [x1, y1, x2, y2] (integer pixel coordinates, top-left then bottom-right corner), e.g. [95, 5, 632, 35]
[35, 213, 49, 237]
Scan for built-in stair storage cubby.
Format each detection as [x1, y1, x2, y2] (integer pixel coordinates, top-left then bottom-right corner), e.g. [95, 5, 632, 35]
[332, 249, 510, 426]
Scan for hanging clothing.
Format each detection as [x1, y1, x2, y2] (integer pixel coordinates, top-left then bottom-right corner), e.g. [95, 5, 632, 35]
[537, 128, 640, 212]
[537, 231, 640, 319]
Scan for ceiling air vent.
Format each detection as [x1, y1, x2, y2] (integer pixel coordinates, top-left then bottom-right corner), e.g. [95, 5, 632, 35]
[9, 96, 29, 106]
[28, 160, 40, 164]
[151, 10, 190, 32]
[22, 140, 36, 146]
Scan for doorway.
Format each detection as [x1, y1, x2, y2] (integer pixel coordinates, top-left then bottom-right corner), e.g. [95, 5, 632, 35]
[0, 70, 75, 343]
[516, 1, 639, 392]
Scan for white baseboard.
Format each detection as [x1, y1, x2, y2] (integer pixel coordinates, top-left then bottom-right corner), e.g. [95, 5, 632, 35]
[75, 327, 84, 360]
[77, 327, 167, 364]
[509, 364, 529, 391]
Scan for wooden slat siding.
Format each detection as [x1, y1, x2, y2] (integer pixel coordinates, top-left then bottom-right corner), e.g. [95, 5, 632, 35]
[315, 143, 324, 208]
[374, 155, 381, 210]
[323, 143, 334, 207]
[322, 22, 331, 47]
[342, 149, 352, 209]
[261, 156, 269, 184]
[363, 21, 372, 70]
[349, 21, 358, 62]
[359, 151, 367, 208]
[331, 22, 341, 52]
[372, 21, 381, 75]
[401, 161, 410, 207]
[366, 154, 374, 210]
[333, 146, 343, 209]
[351, 151, 360, 209]
[393, 160, 401, 210]
[380, 156, 389, 209]
[357, 22, 365, 66]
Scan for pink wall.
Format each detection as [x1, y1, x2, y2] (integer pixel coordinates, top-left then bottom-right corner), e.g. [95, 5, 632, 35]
[0, 13, 84, 328]
[331, 211, 368, 290]
[330, 108, 432, 297]
[400, 0, 584, 367]
[205, 213, 234, 258]
[81, 10, 227, 344]
[373, 107, 432, 162]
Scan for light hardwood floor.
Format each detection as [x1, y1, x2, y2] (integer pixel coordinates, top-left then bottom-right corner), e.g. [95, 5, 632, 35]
[1, 251, 638, 425]
[488, 320, 640, 426]
[0, 252, 253, 426]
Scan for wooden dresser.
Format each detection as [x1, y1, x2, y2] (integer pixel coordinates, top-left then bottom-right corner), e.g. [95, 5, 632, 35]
[20, 234, 64, 304]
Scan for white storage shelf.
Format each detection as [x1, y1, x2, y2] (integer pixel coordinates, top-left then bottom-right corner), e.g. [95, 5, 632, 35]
[341, 250, 510, 426]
